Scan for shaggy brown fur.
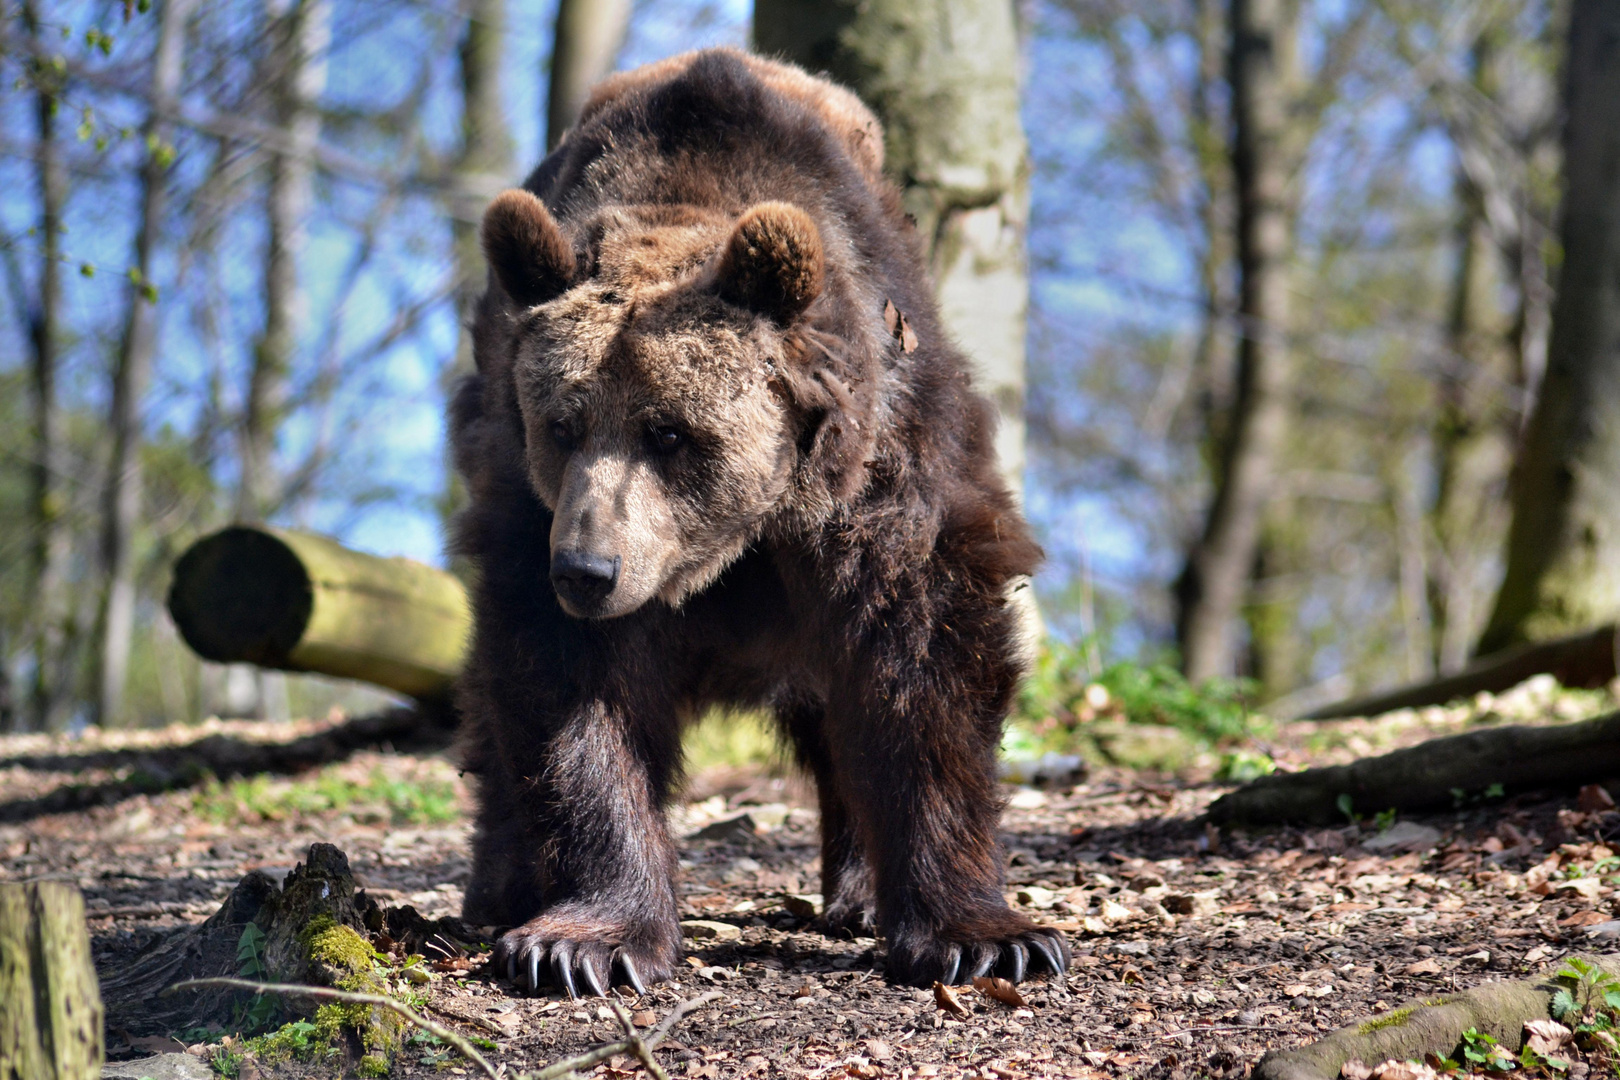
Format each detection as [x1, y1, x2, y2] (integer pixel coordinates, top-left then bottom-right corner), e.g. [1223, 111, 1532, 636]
[451, 47, 1066, 996]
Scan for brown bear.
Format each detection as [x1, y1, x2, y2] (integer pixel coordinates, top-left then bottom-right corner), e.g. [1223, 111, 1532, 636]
[450, 47, 1068, 997]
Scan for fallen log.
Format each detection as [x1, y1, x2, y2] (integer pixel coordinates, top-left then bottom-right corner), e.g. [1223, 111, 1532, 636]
[1207, 709, 1620, 825]
[1254, 956, 1620, 1080]
[167, 526, 471, 702]
[1303, 624, 1619, 719]
[0, 882, 103, 1080]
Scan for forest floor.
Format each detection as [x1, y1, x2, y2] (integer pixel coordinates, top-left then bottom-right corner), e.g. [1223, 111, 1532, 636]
[5, 680, 1620, 1079]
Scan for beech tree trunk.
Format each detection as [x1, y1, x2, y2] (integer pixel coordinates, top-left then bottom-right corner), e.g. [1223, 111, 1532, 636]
[1175, 0, 1301, 682]
[1477, 0, 1620, 656]
[546, 0, 631, 151]
[22, 1, 74, 734]
[95, 0, 193, 728]
[239, 0, 330, 522]
[753, 0, 1030, 501]
[0, 882, 103, 1080]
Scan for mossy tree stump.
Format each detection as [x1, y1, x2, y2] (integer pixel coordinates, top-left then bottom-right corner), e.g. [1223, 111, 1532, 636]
[0, 882, 104, 1080]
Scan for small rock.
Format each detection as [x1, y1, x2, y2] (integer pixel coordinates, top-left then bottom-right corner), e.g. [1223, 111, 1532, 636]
[1114, 940, 1150, 956]
[1237, 1009, 1262, 1027]
[1016, 886, 1056, 909]
[1361, 821, 1442, 853]
[1007, 787, 1048, 809]
[1584, 920, 1620, 939]
[680, 919, 742, 942]
[690, 814, 759, 842]
[865, 1039, 894, 1061]
[782, 893, 823, 919]
[103, 1055, 215, 1080]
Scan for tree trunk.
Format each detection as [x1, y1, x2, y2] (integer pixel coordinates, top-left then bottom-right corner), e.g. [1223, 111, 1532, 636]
[442, 0, 512, 525]
[167, 527, 471, 702]
[22, 2, 74, 734]
[546, 0, 631, 151]
[95, 0, 193, 729]
[0, 882, 104, 1080]
[1477, 0, 1620, 656]
[1175, 0, 1300, 682]
[754, 0, 1031, 503]
[239, 0, 330, 523]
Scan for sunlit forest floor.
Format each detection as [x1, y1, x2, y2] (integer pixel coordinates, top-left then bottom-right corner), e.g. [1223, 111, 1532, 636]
[4, 684, 1620, 1079]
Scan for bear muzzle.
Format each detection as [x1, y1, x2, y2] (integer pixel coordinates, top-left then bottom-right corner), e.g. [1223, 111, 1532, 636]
[550, 549, 622, 615]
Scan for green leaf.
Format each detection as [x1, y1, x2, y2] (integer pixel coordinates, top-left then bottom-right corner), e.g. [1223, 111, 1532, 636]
[1336, 793, 1355, 821]
[1551, 988, 1578, 1021]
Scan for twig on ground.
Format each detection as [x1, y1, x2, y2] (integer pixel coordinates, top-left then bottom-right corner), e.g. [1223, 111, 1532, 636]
[527, 991, 721, 1080]
[166, 976, 498, 1079]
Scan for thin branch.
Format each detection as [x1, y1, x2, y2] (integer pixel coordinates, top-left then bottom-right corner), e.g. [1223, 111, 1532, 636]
[164, 977, 498, 1080]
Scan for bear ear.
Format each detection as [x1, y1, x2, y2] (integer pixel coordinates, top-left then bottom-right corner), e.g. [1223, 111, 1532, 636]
[481, 189, 575, 308]
[716, 202, 825, 325]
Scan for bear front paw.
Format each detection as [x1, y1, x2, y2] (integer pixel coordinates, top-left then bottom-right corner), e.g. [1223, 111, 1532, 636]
[886, 922, 1071, 987]
[493, 913, 677, 999]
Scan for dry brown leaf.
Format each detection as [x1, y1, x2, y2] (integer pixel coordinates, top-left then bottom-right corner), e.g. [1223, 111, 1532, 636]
[1283, 982, 1334, 997]
[1402, 958, 1442, 976]
[1340, 1061, 1373, 1080]
[972, 975, 1027, 1008]
[1560, 909, 1610, 928]
[933, 980, 968, 1017]
[631, 1010, 657, 1028]
[1369, 1060, 1438, 1080]
[1524, 1018, 1573, 1057]
[882, 300, 919, 353]
[1579, 784, 1616, 813]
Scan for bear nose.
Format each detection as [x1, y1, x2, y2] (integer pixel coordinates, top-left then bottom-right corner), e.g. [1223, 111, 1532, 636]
[550, 550, 621, 609]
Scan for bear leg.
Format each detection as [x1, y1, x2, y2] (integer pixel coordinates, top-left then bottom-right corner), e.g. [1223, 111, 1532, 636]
[828, 654, 1071, 987]
[478, 698, 684, 998]
[776, 696, 875, 936]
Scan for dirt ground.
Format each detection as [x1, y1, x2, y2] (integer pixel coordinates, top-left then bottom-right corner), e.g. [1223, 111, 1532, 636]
[5, 697, 1620, 1079]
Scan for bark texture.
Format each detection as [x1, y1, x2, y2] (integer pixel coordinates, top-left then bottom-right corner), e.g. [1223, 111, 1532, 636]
[95, 0, 193, 728]
[1478, 0, 1620, 655]
[1254, 959, 1620, 1080]
[1175, 0, 1301, 683]
[23, 1, 74, 734]
[754, 0, 1031, 499]
[546, 0, 631, 151]
[1207, 708, 1620, 825]
[0, 882, 103, 1080]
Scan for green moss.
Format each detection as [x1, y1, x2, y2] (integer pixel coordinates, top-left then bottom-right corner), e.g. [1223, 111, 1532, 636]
[303, 919, 403, 1065]
[1358, 1007, 1416, 1034]
[244, 1019, 332, 1064]
[358, 1053, 390, 1077]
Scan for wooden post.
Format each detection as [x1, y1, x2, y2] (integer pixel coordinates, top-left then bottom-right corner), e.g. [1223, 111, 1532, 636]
[167, 526, 471, 702]
[0, 882, 103, 1080]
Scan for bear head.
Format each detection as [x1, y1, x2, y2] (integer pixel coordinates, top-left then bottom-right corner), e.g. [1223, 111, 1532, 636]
[481, 187, 868, 619]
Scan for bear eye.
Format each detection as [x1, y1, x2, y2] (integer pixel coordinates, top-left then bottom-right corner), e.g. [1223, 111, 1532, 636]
[550, 421, 575, 451]
[650, 425, 683, 454]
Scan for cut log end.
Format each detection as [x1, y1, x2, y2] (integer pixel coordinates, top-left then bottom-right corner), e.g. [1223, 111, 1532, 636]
[168, 527, 314, 667]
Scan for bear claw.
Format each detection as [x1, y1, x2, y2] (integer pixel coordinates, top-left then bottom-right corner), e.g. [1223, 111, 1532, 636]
[898, 928, 1070, 987]
[496, 925, 670, 999]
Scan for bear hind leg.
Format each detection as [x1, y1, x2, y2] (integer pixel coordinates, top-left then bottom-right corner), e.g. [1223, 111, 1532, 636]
[775, 695, 875, 937]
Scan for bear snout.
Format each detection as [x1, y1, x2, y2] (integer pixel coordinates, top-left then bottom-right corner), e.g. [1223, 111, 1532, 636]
[550, 549, 622, 613]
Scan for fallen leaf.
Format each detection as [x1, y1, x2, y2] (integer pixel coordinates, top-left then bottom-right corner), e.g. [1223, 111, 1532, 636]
[1099, 899, 1134, 925]
[1555, 877, 1604, 902]
[933, 981, 968, 1018]
[1340, 1061, 1373, 1080]
[1524, 1018, 1573, 1057]
[883, 299, 919, 353]
[1578, 784, 1616, 813]
[1402, 958, 1442, 976]
[1559, 909, 1610, 928]
[1283, 982, 1334, 997]
[631, 1010, 657, 1028]
[972, 976, 1027, 1008]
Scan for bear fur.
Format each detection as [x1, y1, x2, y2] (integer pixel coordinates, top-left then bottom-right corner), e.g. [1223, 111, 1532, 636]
[451, 47, 1067, 995]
